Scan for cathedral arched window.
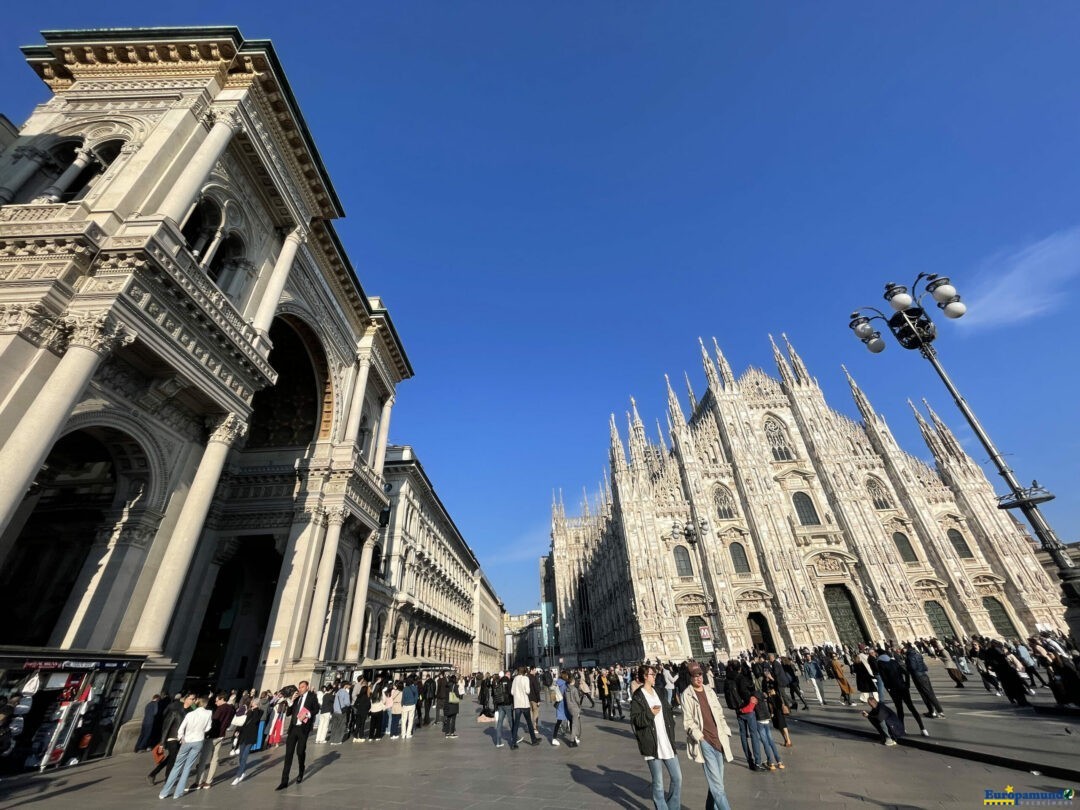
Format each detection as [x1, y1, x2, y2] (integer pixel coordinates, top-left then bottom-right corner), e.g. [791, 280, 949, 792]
[793, 492, 821, 526]
[892, 532, 918, 563]
[714, 486, 737, 520]
[729, 542, 751, 574]
[867, 479, 893, 510]
[948, 528, 974, 559]
[673, 545, 694, 577]
[764, 418, 794, 461]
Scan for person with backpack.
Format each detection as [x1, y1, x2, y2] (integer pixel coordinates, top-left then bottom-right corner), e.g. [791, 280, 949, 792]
[492, 671, 514, 748]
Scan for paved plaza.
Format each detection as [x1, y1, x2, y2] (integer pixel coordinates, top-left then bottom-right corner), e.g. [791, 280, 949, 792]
[0, 680, 1076, 810]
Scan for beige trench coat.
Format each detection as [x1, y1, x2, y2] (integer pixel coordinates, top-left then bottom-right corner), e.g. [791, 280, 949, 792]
[680, 684, 734, 764]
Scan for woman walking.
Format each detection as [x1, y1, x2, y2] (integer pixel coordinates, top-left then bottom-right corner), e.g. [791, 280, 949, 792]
[158, 697, 212, 800]
[231, 698, 262, 785]
[550, 671, 569, 746]
[266, 697, 286, 748]
[829, 654, 854, 705]
[564, 670, 583, 747]
[443, 675, 463, 738]
[630, 665, 681, 810]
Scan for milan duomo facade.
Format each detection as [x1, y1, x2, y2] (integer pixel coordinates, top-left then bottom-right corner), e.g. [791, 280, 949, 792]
[0, 26, 500, 758]
[550, 336, 1065, 665]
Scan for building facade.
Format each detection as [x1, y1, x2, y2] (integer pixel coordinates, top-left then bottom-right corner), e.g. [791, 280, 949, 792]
[376, 446, 504, 675]
[551, 336, 1066, 665]
[0, 27, 495, 757]
[504, 610, 543, 670]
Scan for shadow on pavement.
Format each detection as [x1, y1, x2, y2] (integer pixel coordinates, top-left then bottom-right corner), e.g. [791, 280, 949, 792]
[566, 762, 649, 810]
[2, 776, 108, 808]
[837, 791, 927, 810]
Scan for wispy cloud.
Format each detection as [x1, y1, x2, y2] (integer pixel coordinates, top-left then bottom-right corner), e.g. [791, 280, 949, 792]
[957, 226, 1080, 330]
[478, 522, 551, 568]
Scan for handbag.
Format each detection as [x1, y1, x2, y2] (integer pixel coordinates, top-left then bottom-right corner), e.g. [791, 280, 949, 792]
[152, 744, 167, 764]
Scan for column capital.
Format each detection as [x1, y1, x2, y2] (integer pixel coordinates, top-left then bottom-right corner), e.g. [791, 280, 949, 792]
[284, 225, 308, 246]
[206, 106, 244, 133]
[62, 311, 136, 356]
[205, 411, 248, 447]
[362, 532, 379, 550]
[326, 505, 349, 527]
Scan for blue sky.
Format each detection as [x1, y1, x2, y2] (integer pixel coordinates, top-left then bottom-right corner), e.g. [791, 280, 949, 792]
[3, 4, 1079, 614]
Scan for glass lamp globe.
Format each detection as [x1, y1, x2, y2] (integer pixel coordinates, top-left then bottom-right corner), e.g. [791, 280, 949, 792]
[853, 321, 874, 339]
[866, 336, 886, 353]
[930, 282, 957, 303]
[942, 300, 967, 319]
[888, 291, 913, 311]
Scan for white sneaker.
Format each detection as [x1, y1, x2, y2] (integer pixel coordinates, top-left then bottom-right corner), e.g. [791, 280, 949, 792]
[884, 738, 897, 746]
[575, 737, 581, 745]
[921, 729, 930, 737]
[551, 739, 560, 746]
[231, 775, 244, 786]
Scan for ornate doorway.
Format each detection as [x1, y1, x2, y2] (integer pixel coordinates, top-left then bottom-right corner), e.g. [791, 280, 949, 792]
[823, 585, 871, 648]
[746, 612, 776, 653]
[686, 616, 707, 659]
[982, 596, 1019, 639]
[924, 600, 957, 641]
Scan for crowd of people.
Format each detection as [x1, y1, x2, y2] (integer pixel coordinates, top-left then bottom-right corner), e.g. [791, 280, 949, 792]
[134, 629, 1079, 806]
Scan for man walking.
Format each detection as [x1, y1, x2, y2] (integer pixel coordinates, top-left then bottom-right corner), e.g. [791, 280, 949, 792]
[492, 671, 514, 748]
[802, 653, 826, 705]
[422, 674, 436, 726]
[330, 682, 351, 744]
[904, 642, 945, 718]
[401, 675, 419, 739]
[682, 664, 734, 810]
[434, 673, 449, 726]
[877, 648, 928, 737]
[528, 667, 542, 736]
[195, 692, 235, 789]
[277, 681, 320, 790]
[510, 667, 540, 749]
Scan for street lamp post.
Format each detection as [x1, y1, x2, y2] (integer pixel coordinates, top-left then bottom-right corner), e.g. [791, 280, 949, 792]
[848, 273, 1080, 641]
[672, 517, 721, 659]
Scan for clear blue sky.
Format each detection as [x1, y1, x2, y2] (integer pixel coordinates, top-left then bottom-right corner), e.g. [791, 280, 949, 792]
[3, 4, 1079, 614]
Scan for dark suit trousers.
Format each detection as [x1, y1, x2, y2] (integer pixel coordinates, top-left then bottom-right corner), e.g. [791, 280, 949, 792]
[280, 726, 311, 782]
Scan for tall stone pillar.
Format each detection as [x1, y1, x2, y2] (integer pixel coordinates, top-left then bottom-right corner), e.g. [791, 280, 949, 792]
[0, 146, 50, 204]
[157, 110, 242, 223]
[0, 312, 135, 535]
[34, 146, 96, 203]
[301, 507, 348, 661]
[342, 357, 372, 444]
[345, 534, 377, 661]
[127, 412, 247, 654]
[251, 226, 305, 336]
[372, 395, 395, 475]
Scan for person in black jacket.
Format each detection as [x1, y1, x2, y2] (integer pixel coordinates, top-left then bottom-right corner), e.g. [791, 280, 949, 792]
[231, 699, 263, 785]
[422, 676, 436, 726]
[629, 665, 681, 810]
[903, 643, 945, 718]
[276, 681, 320, 790]
[147, 694, 193, 786]
[877, 648, 927, 736]
[862, 695, 903, 745]
[492, 672, 513, 748]
[726, 662, 761, 770]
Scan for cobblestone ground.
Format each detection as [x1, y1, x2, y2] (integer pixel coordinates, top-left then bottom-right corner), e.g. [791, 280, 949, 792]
[0, 695, 1074, 809]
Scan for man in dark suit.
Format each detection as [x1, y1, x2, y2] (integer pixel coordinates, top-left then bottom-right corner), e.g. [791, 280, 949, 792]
[277, 681, 320, 790]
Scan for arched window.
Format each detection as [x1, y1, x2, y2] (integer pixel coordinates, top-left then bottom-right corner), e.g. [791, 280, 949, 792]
[729, 542, 751, 574]
[673, 545, 694, 577]
[947, 528, 974, 559]
[892, 532, 918, 563]
[180, 197, 222, 259]
[793, 492, 821, 526]
[714, 486, 737, 520]
[867, 479, 893, 510]
[764, 418, 794, 461]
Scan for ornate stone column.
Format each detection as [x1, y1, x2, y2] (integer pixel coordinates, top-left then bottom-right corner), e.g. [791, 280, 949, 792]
[34, 146, 96, 203]
[0, 146, 50, 204]
[372, 395, 395, 476]
[301, 506, 348, 661]
[252, 226, 305, 336]
[342, 356, 372, 444]
[0, 312, 135, 535]
[345, 533, 378, 660]
[128, 412, 248, 655]
[158, 110, 242, 223]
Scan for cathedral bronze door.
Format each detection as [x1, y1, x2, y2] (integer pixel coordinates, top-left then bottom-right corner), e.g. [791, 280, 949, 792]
[823, 585, 871, 648]
[923, 600, 957, 641]
[686, 616, 707, 659]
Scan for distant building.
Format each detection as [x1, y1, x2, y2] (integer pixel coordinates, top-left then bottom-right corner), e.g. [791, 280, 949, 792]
[504, 610, 542, 670]
[551, 336, 1065, 665]
[539, 554, 559, 664]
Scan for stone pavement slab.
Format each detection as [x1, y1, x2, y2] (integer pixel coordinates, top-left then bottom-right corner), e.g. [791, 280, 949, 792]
[0, 696, 1075, 809]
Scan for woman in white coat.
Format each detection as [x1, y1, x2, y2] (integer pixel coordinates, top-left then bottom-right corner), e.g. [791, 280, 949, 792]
[681, 664, 734, 810]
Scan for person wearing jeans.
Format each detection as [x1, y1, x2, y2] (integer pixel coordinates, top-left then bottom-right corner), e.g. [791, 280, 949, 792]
[159, 698, 212, 799]
[231, 700, 262, 785]
[630, 665, 681, 810]
[681, 664, 733, 810]
[400, 676, 419, 739]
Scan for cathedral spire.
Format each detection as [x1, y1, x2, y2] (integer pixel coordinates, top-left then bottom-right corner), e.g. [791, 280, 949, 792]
[923, 398, 964, 457]
[582, 486, 591, 518]
[769, 333, 795, 387]
[699, 337, 720, 390]
[782, 333, 812, 386]
[712, 337, 736, 388]
[656, 419, 668, 452]
[909, 399, 946, 460]
[665, 374, 685, 425]
[609, 412, 628, 471]
[841, 364, 876, 424]
[627, 402, 648, 468]
[684, 371, 698, 412]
